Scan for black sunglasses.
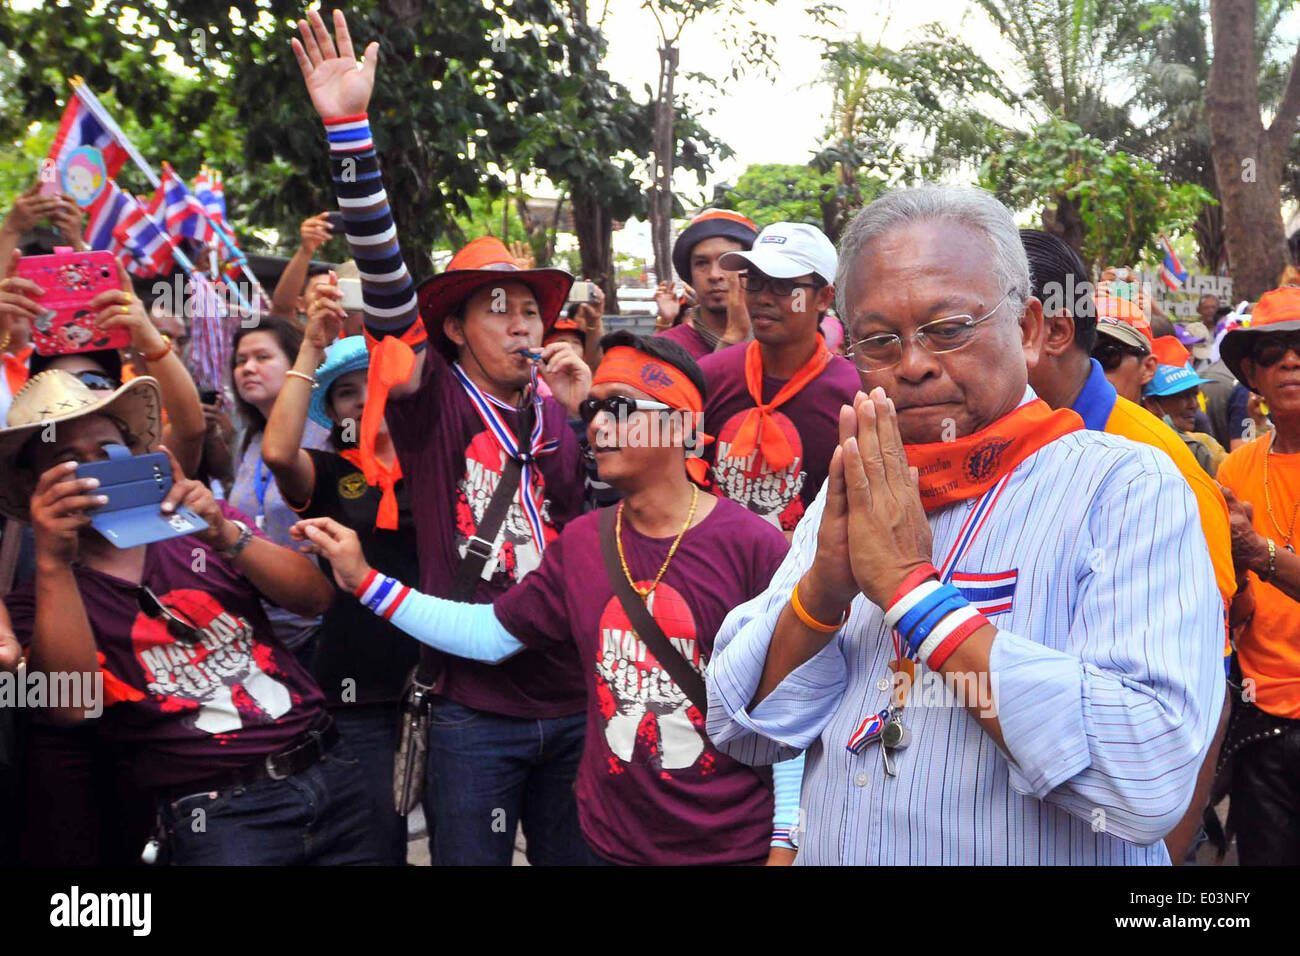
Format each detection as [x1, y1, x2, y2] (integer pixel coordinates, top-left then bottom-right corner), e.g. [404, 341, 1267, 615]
[1251, 334, 1300, 368]
[739, 272, 822, 298]
[1092, 342, 1148, 372]
[578, 395, 670, 425]
[136, 586, 203, 645]
[71, 370, 122, 391]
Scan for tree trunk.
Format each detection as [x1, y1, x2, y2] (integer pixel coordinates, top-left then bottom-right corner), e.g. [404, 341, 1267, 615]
[572, 192, 619, 313]
[1193, 196, 1227, 274]
[1208, 0, 1290, 299]
[1041, 193, 1086, 261]
[650, 42, 679, 283]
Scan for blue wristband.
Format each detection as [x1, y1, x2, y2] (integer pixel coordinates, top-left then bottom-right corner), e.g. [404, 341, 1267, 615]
[904, 594, 969, 656]
[896, 584, 961, 643]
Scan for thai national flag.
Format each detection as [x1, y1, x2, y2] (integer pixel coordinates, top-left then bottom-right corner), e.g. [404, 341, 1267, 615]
[1158, 236, 1188, 291]
[112, 191, 177, 278]
[159, 162, 213, 244]
[83, 176, 133, 252]
[193, 167, 227, 228]
[951, 569, 1019, 616]
[46, 86, 128, 182]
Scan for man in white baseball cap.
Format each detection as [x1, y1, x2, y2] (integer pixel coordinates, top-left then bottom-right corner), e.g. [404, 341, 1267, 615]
[695, 222, 860, 539]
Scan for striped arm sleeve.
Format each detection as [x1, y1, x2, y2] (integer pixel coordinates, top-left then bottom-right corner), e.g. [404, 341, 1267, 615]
[706, 484, 848, 762]
[352, 571, 524, 663]
[323, 114, 423, 349]
[989, 465, 1225, 846]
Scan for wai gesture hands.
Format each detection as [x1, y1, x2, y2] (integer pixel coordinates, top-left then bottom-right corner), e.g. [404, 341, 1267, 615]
[291, 9, 379, 120]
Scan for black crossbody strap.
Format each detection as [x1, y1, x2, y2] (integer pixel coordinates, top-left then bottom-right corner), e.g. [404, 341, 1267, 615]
[598, 505, 709, 718]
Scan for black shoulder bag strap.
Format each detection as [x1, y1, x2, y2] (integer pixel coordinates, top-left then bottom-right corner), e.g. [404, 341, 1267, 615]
[597, 505, 709, 718]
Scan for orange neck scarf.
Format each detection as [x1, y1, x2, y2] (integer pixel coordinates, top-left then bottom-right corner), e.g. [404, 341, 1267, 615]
[3, 345, 32, 398]
[340, 447, 403, 530]
[725, 336, 832, 470]
[903, 398, 1083, 512]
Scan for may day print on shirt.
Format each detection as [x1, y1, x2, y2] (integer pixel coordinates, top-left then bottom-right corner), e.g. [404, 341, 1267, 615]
[595, 580, 716, 776]
[131, 588, 294, 735]
[454, 429, 559, 583]
[711, 409, 807, 531]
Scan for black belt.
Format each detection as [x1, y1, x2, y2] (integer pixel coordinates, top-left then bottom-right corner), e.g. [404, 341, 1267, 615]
[161, 714, 338, 801]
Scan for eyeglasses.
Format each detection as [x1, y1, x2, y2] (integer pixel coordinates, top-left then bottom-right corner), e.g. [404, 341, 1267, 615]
[1251, 334, 1300, 368]
[136, 586, 203, 645]
[1092, 342, 1149, 372]
[738, 272, 823, 298]
[578, 396, 671, 425]
[71, 370, 122, 391]
[845, 290, 1015, 373]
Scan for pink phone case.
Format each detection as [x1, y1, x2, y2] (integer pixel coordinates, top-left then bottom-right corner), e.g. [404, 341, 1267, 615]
[17, 250, 130, 357]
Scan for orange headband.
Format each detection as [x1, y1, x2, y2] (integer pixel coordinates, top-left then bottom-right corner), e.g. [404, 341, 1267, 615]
[591, 346, 712, 483]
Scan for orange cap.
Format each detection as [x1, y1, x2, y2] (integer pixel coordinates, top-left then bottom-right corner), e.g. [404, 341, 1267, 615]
[1251, 287, 1300, 328]
[1151, 335, 1191, 369]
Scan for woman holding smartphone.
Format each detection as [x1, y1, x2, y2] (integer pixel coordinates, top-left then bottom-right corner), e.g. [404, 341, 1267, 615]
[262, 274, 417, 865]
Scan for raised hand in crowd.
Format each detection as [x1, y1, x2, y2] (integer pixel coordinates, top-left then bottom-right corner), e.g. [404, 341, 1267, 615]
[508, 239, 535, 270]
[720, 268, 752, 346]
[200, 396, 237, 487]
[0, 249, 44, 330]
[574, 283, 605, 368]
[291, 515, 371, 593]
[271, 212, 337, 321]
[653, 280, 680, 330]
[292, 8, 379, 121]
[48, 195, 87, 251]
[90, 259, 206, 475]
[304, 271, 347, 349]
[29, 461, 103, 570]
[1, 182, 63, 240]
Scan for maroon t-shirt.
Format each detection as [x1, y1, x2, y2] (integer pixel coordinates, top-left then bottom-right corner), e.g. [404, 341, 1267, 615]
[382, 349, 586, 718]
[656, 320, 713, 361]
[4, 503, 326, 789]
[494, 496, 789, 865]
[699, 342, 861, 532]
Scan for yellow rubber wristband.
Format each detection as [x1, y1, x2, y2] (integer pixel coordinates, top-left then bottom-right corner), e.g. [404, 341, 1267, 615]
[790, 581, 849, 633]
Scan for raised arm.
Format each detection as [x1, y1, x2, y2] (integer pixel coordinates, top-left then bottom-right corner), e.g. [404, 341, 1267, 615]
[270, 213, 335, 321]
[263, 279, 343, 505]
[291, 8, 424, 397]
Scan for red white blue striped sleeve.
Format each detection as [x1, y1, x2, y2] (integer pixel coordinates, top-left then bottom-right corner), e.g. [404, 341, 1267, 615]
[352, 571, 523, 662]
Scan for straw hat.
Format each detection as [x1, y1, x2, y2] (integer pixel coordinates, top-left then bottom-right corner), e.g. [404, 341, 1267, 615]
[0, 369, 162, 522]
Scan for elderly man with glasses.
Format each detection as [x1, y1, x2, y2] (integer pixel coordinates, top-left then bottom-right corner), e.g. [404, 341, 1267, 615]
[706, 185, 1225, 865]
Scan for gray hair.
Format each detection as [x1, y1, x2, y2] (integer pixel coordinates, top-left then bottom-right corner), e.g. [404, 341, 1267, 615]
[835, 185, 1031, 320]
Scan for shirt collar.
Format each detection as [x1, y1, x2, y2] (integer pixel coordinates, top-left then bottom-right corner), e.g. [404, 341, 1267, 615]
[1070, 358, 1118, 432]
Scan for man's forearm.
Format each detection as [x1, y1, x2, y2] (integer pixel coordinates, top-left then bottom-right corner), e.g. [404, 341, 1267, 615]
[28, 561, 99, 724]
[223, 530, 332, 617]
[271, 244, 313, 319]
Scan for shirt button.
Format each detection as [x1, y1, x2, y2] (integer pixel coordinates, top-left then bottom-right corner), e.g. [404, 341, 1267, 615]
[854, 771, 869, 787]
[876, 677, 890, 691]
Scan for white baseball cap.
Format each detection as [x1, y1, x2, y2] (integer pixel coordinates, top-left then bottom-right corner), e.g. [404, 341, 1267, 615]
[719, 222, 838, 285]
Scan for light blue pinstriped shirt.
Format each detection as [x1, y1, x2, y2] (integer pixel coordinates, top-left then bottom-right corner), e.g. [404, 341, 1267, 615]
[706, 392, 1226, 865]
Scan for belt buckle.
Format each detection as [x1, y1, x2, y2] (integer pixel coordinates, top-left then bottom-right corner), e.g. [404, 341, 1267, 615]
[265, 751, 293, 781]
[464, 534, 496, 561]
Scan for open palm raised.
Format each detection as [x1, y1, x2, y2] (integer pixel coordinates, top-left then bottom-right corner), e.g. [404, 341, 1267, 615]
[290, 8, 379, 120]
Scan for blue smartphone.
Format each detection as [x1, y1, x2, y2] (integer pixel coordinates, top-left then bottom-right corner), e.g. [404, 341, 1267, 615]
[76, 447, 208, 548]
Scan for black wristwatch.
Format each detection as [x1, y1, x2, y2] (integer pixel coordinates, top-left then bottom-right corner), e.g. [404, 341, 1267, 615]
[217, 518, 254, 560]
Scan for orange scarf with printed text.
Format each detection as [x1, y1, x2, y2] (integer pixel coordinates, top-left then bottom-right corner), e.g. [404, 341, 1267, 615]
[904, 399, 1084, 512]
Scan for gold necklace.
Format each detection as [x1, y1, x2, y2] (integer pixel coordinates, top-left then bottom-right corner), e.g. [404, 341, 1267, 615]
[1263, 432, 1300, 550]
[616, 485, 699, 598]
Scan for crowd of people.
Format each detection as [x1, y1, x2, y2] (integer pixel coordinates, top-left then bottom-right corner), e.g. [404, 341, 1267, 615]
[0, 7, 1298, 867]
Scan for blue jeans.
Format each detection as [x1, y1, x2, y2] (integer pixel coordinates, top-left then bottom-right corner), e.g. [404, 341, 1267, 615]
[161, 743, 379, 865]
[331, 704, 408, 865]
[424, 696, 588, 866]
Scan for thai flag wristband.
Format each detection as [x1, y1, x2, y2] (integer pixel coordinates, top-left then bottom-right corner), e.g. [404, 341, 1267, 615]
[883, 578, 942, 631]
[887, 564, 939, 609]
[770, 828, 796, 850]
[896, 584, 964, 647]
[353, 569, 411, 621]
[324, 113, 374, 152]
[924, 610, 990, 670]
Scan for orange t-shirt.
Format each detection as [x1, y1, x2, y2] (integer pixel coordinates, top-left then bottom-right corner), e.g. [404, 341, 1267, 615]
[1218, 434, 1300, 718]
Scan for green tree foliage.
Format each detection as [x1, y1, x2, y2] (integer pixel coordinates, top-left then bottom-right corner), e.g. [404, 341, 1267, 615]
[717, 162, 883, 237]
[980, 116, 1213, 271]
